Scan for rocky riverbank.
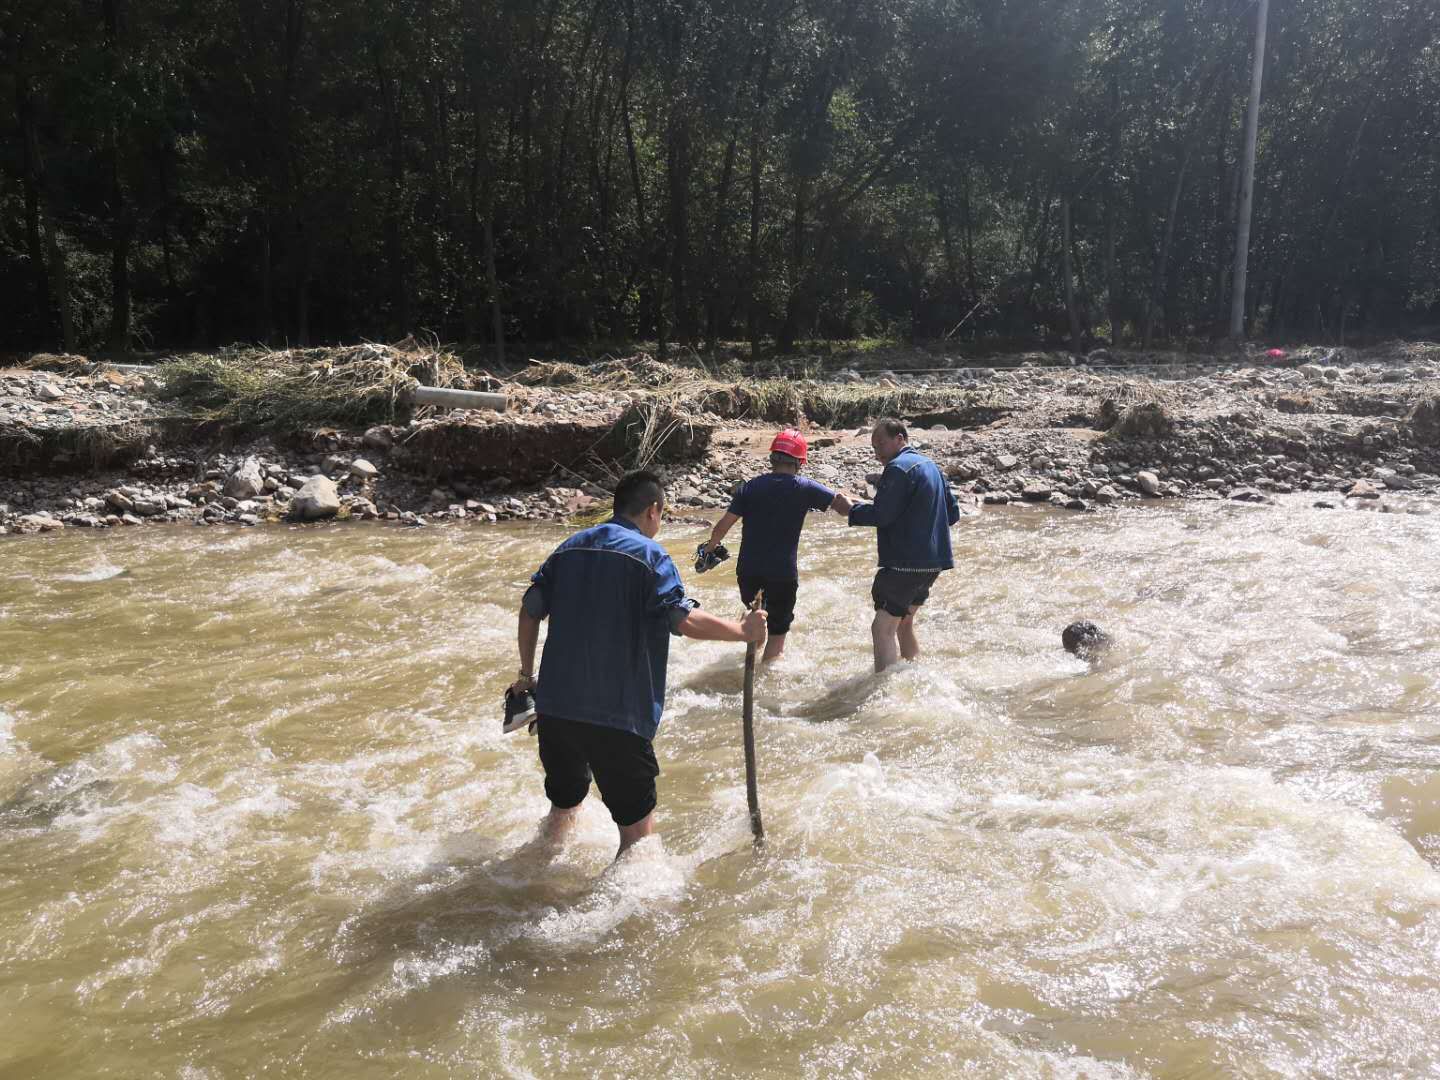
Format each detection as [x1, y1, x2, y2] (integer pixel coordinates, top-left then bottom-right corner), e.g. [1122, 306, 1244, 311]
[3, 341, 1440, 535]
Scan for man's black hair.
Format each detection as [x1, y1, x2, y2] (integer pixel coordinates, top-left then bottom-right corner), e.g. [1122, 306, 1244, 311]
[875, 417, 908, 440]
[614, 470, 665, 518]
[769, 451, 800, 471]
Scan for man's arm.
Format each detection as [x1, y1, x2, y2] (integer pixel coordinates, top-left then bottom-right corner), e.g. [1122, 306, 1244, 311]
[510, 579, 548, 693]
[705, 511, 740, 551]
[945, 480, 960, 526]
[848, 464, 911, 529]
[512, 609, 542, 692]
[677, 607, 767, 643]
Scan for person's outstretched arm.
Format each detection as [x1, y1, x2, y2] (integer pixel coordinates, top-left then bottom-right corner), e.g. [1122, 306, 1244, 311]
[705, 512, 740, 552]
[677, 607, 767, 643]
[848, 464, 910, 529]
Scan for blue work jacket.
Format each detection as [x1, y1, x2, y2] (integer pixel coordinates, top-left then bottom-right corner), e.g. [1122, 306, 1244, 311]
[523, 517, 697, 740]
[848, 446, 960, 571]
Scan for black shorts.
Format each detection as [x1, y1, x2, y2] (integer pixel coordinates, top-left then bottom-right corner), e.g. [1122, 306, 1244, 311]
[871, 569, 941, 617]
[536, 715, 660, 827]
[738, 575, 800, 636]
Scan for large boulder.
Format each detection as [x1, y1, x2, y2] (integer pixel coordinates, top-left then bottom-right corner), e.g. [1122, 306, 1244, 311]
[289, 475, 340, 520]
[1404, 395, 1440, 447]
[223, 457, 265, 499]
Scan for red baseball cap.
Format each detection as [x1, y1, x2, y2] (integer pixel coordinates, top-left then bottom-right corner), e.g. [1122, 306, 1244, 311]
[770, 429, 808, 464]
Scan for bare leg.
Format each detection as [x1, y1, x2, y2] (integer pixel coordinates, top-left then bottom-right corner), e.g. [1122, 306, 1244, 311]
[761, 632, 787, 662]
[872, 610, 902, 672]
[616, 812, 655, 858]
[898, 608, 921, 661]
[542, 803, 580, 843]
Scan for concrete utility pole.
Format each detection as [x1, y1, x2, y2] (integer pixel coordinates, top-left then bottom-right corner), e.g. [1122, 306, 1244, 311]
[1229, 0, 1271, 339]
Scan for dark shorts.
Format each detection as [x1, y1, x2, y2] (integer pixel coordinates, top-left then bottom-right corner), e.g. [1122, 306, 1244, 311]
[871, 569, 941, 617]
[536, 715, 659, 827]
[738, 575, 800, 636]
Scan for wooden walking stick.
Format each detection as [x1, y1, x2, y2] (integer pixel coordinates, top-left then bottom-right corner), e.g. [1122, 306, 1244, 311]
[742, 590, 765, 845]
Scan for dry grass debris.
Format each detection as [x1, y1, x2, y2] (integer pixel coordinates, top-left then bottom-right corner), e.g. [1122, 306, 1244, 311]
[155, 343, 469, 426]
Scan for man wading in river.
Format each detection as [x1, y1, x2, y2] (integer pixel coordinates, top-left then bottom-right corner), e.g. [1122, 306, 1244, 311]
[695, 429, 852, 662]
[845, 418, 960, 672]
[510, 470, 768, 858]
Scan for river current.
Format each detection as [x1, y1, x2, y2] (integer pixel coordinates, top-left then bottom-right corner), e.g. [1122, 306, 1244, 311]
[2, 503, 1439, 1078]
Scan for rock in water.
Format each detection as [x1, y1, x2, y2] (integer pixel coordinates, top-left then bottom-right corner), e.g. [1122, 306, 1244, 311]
[224, 458, 265, 499]
[1229, 487, 1271, 503]
[290, 476, 341, 521]
[1137, 470, 1161, 496]
[1062, 620, 1110, 658]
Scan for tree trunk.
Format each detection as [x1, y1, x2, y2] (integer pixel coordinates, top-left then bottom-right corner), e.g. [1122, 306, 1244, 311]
[295, 221, 312, 346]
[485, 187, 505, 367]
[777, 178, 809, 353]
[1062, 194, 1082, 355]
[1212, 98, 1236, 336]
[706, 60, 750, 352]
[1104, 71, 1122, 345]
[1143, 146, 1192, 349]
[667, 116, 693, 345]
[15, 42, 54, 341]
[936, 181, 958, 296]
[961, 167, 977, 292]
[1229, 0, 1270, 339]
[48, 221, 76, 353]
[103, 0, 132, 351]
[260, 213, 275, 345]
[376, 53, 408, 338]
[747, 44, 773, 360]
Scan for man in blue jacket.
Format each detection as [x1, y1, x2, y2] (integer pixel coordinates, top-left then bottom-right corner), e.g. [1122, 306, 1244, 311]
[510, 470, 768, 858]
[847, 418, 960, 672]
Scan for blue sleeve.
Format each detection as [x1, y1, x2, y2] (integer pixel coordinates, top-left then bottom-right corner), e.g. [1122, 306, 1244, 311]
[848, 463, 911, 529]
[522, 559, 552, 617]
[946, 481, 960, 526]
[806, 479, 836, 511]
[647, 554, 700, 634]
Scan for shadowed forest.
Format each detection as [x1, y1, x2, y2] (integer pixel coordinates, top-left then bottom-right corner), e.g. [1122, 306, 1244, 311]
[3, 0, 1438, 356]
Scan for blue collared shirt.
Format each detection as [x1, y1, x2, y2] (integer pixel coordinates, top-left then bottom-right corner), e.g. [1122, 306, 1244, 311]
[522, 517, 698, 740]
[848, 446, 960, 571]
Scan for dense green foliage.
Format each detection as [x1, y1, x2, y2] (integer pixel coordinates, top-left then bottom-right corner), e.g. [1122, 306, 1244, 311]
[3, 0, 1437, 354]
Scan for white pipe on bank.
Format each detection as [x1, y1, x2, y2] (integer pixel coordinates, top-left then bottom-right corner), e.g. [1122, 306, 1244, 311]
[408, 385, 509, 412]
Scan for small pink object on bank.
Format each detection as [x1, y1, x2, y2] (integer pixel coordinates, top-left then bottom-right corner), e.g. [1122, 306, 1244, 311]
[1266, 348, 1286, 358]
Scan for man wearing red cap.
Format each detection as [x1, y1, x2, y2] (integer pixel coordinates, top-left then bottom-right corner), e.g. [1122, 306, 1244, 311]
[696, 429, 850, 661]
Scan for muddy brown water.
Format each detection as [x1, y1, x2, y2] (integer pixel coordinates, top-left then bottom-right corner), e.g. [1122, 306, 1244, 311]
[3, 504, 1440, 1078]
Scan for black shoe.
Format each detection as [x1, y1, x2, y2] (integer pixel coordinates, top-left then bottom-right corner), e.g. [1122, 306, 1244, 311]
[503, 688, 536, 734]
[694, 542, 730, 574]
